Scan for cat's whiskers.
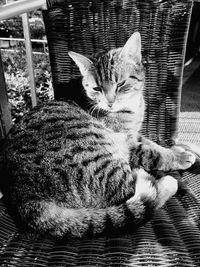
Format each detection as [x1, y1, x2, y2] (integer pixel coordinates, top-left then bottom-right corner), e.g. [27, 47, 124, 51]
[95, 106, 103, 118]
[88, 105, 94, 114]
[89, 103, 107, 118]
[89, 104, 99, 117]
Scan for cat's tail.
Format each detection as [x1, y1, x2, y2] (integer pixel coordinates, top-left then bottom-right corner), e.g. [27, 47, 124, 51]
[20, 199, 149, 238]
[19, 173, 177, 238]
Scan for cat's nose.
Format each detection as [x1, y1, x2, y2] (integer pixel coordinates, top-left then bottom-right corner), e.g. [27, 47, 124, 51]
[108, 102, 113, 108]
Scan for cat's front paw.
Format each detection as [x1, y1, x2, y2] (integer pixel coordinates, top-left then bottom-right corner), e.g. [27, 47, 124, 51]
[171, 146, 196, 170]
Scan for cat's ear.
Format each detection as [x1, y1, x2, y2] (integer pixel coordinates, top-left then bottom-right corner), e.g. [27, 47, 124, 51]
[119, 32, 142, 62]
[68, 51, 94, 76]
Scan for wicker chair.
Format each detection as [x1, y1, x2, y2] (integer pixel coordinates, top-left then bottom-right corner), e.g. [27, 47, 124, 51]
[1, 0, 200, 266]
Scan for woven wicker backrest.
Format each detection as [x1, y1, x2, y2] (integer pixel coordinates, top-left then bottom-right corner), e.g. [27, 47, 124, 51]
[43, 0, 193, 146]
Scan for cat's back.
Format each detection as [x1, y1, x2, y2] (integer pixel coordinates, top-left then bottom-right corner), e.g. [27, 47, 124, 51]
[3, 101, 126, 205]
[6, 100, 108, 160]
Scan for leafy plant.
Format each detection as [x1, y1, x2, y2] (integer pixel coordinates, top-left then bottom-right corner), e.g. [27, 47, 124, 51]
[2, 46, 54, 123]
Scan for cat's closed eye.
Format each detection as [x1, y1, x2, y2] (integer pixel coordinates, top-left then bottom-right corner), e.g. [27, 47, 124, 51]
[118, 85, 131, 93]
[117, 81, 131, 93]
[117, 80, 126, 87]
[130, 75, 143, 82]
[93, 86, 102, 92]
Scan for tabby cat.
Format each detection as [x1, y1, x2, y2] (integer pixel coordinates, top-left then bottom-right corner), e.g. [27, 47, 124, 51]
[2, 32, 195, 238]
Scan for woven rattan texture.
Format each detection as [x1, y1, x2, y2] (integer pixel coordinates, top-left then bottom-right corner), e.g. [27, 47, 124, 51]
[178, 112, 200, 145]
[43, 0, 193, 145]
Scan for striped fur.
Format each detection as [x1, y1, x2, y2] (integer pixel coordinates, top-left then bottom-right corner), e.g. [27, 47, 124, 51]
[2, 32, 195, 238]
[3, 101, 177, 238]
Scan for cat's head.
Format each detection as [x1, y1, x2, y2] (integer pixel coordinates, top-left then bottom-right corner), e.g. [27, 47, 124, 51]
[68, 32, 145, 113]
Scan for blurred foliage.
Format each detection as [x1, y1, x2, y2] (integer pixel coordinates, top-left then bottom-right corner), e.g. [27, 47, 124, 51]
[2, 45, 54, 123]
[1, 8, 52, 123]
[2, 10, 45, 39]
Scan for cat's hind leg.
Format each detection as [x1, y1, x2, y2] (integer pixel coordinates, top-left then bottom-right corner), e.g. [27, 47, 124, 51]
[154, 175, 178, 209]
[127, 169, 178, 211]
